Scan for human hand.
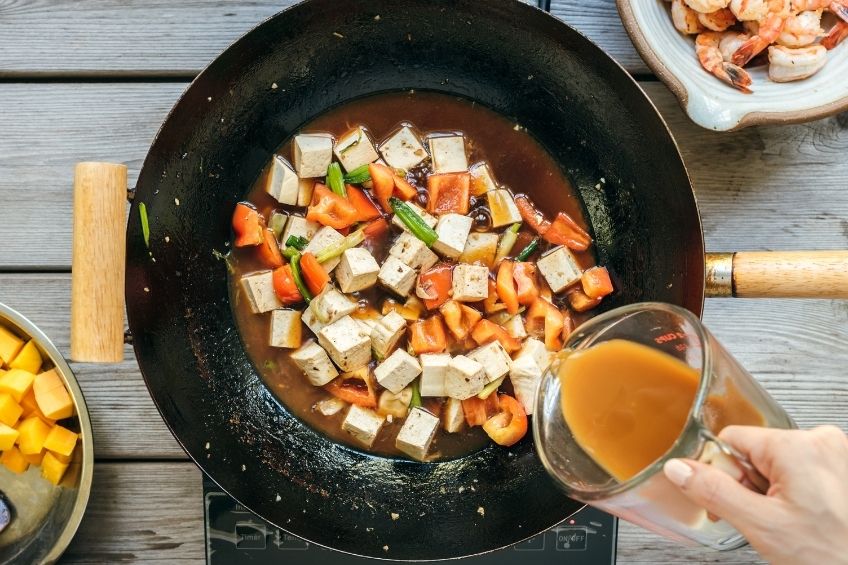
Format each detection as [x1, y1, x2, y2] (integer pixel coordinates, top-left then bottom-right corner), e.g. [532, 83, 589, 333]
[663, 425, 848, 565]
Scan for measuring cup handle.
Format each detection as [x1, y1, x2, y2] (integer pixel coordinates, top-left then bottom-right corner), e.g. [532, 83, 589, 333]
[699, 429, 770, 495]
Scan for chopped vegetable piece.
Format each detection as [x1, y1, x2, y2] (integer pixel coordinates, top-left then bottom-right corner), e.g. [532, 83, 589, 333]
[515, 237, 540, 261]
[393, 176, 418, 201]
[315, 227, 365, 264]
[272, 265, 303, 305]
[494, 223, 521, 264]
[482, 394, 528, 446]
[439, 300, 482, 340]
[285, 235, 309, 250]
[346, 185, 382, 221]
[483, 279, 506, 314]
[462, 394, 500, 427]
[300, 252, 330, 296]
[496, 261, 520, 315]
[545, 212, 591, 251]
[409, 316, 447, 354]
[326, 162, 347, 197]
[470, 319, 521, 353]
[257, 228, 284, 269]
[269, 212, 288, 240]
[382, 297, 423, 321]
[343, 164, 372, 184]
[561, 308, 575, 343]
[427, 172, 471, 215]
[478, 375, 506, 400]
[325, 369, 377, 408]
[289, 254, 312, 303]
[306, 184, 358, 229]
[416, 263, 453, 310]
[369, 163, 396, 211]
[513, 262, 540, 305]
[390, 197, 438, 247]
[567, 287, 603, 312]
[378, 388, 413, 418]
[514, 194, 551, 236]
[232, 202, 265, 247]
[525, 298, 564, 350]
[410, 380, 422, 408]
[581, 266, 614, 299]
[363, 217, 390, 239]
[139, 202, 150, 248]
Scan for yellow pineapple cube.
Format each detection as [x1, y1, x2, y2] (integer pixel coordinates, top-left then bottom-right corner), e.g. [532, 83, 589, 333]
[0, 422, 19, 450]
[0, 369, 36, 403]
[0, 445, 29, 473]
[22, 449, 45, 466]
[9, 340, 43, 374]
[33, 369, 74, 420]
[43, 424, 78, 457]
[0, 392, 23, 427]
[16, 415, 51, 455]
[0, 326, 24, 368]
[41, 451, 70, 486]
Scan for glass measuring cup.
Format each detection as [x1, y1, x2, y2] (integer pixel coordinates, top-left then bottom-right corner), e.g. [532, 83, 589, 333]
[533, 302, 795, 549]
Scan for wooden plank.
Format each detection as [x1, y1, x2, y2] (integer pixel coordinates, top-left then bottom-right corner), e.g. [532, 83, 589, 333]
[617, 523, 763, 564]
[61, 462, 204, 563]
[1, 82, 848, 268]
[0, 0, 647, 77]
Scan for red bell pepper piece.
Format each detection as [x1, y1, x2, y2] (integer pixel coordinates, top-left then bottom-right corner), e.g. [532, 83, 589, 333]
[325, 371, 377, 408]
[470, 319, 521, 353]
[369, 163, 397, 212]
[544, 212, 591, 251]
[256, 228, 284, 269]
[462, 394, 501, 427]
[409, 315, 447, 354]
[299, 252, 329, 296]
[581, 266, 614, 299]
[232, 202, 265, 247]
[514, 194, 551, 236]
[496, 261, 520, 315]
[272, 265, 303, 305]
[427, 173, 470, 215]
[513, 262, 539, 305]
[306, 184, 358, 229]
[482, 394, 528, 446]
[417, 263, 453, 310]
[346, 185, 382, 222]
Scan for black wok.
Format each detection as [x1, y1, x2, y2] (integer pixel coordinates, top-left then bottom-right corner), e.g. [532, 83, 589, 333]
[67, 0, 845, 560]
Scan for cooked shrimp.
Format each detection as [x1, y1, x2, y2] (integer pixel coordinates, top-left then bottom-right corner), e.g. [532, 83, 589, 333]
[730, 0, 770, 20]
[719, 31, 752, 59]
[684, 0, 732, 12]
[792, 0, 848, 21]
[696, 32, 754, 92]
[732, 0, 790, 65]
[673, 0, 708, 33]
[777, 10, 824, 46]
[698, 7, 738, 29]
[768, 44, 828, 81]
[822, 19, 848, 48]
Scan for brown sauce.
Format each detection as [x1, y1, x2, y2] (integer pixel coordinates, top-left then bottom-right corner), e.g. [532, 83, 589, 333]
[229, 91, 594, 459]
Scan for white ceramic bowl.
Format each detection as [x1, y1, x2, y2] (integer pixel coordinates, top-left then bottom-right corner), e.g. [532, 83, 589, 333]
[617, 0, 848, 131]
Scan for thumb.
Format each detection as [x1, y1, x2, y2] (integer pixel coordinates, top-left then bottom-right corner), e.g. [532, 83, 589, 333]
[663, 458, 770, 530]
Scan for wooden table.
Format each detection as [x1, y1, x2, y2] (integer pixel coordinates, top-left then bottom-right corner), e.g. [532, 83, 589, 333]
[0, 1, 845, 563]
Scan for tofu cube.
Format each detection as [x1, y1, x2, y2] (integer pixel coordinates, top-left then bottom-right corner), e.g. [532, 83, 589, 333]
[392, 202, 437, 233]
[428, 135, 468, 174]
[281, 215, 319, 246]
[301, 307, 327, 336]
[419, 353, 451, 397]
[318, 316, 371, 372]
[291, 341, 339, 386]
[342, 405, 385, 447]
[445, 355, 486, 400]
[442, 397, 465, 433]
[395, 407, 440, 460]
[389, 232, 438, 271]
[269, 309, 302, 349]
[264, 155, 299, 205]
[451, 264, 489, 302]
[487, 189, 522, 228]
[374, 349, 422, 394]
[334, 126, 379, 172]
[309, 287, 356, 326]
[509, 355, 543, 416]
[469, 162, 498, 196]
[240, 271, 283, 314]
[379, 126, 428, 170]
[297, 178, 316, 207]
[504, 315, 527, 339]
[467, 340, 512, 383]
[378, 256, 417, 297]
[293, 134, 333, 178]
[460, 232, 498, 267]
[370, 311, 407, 360]
[315, 397, 346, 416]
[304, 226, 345, 272]
[432, 214, 473, 259]
[537, 246, 583, 293]
[336, 247, 380, 293]
[516, 338, 553, 374]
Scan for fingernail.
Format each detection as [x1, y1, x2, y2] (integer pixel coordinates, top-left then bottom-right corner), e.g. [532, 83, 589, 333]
[664, 459, 693, 487]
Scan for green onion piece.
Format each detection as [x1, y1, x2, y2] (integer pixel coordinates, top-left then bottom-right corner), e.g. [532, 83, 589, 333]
[281, 247, 299, 260]
[389, 197, 438, 247]
[139, 202, 150, 248]
[516, 237, 540, 262]
[478, 375, 506, 400]
[285, 234, 309, 250]
[315, 227, 365, 263]
[342, 164, 372, 184]
[494, 223, 521, 263]
[410, 379, 422, 408]
[326, 162, 346, 197]
[290, 253, 312, 303]
[269, 212, 288, 240]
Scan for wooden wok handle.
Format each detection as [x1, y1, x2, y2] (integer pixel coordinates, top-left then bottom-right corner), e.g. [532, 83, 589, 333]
[705, 251, 848, 298]
[71, 162, 127, 362]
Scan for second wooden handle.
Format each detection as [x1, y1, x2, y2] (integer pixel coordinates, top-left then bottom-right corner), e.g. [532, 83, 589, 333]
[71, 162, 127, 362]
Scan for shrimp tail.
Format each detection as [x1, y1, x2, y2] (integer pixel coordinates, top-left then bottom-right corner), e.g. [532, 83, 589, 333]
[822, 21, 848, 48]
[715, 62, 754, 93]
[831, 1, 848, 23]
[731, 37, 770, 66]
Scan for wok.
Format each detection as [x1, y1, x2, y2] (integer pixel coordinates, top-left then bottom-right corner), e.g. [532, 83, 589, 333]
[68, 0, 848, 560]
